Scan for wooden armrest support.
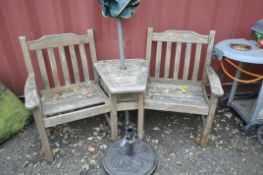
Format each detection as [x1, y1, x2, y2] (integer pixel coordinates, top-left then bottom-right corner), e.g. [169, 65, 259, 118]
[24, 73, 40, 110]
[206, 65, 224, 97]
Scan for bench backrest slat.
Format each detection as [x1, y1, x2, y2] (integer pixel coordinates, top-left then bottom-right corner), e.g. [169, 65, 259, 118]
[58, 46, 70, 86]
[36, 49, 50, 88]
[19, 29, 97, 89]
[69, 45, 80, 83]
[146, 27, 215, 82]
[173, 42, 182, 80]
[164, 41, 172, 78]
[155, 41, 162, 78]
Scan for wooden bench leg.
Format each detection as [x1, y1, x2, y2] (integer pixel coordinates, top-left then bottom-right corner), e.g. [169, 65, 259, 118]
[32, 109, 53, 161]
[110, 95, 118, 140]
[201, 115, 206, 127]
[200, 95, 218, 147]
[138, 93, 144, 139]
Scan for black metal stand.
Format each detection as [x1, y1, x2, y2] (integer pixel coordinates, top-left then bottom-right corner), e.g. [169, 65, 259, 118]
[102, 112, 157, 175]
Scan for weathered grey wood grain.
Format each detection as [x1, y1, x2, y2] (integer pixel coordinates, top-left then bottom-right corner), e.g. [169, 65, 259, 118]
[201, 84, 210, 104]
[146, 27, 153, 62]
[79, 44, 90, 81]
[93, 67, 100, 84]
[94, 59, 149, 94]
[155, 41, 162, 78]
[145, 28, 222, 147]
[44, 104, 111, 128]
[36, 50, 50, 88]
[118, 93, 138, 102]
[183, 43, 192, 80]
[164, 42, 172, 78]
[206, 65, 224, 97]
[99, 78, 110, 96]
[192, 43, 202, 81]
[47, 48, 60, 87]
[117, 102, 138, 111]
[69, 45, 80, 83]
[33, 108, 53, 161]
[27, 33, 90, 50]
[145, 79, 209, 115]
[58, 46, 70, 85]
[202, 30, 216, 83]
[110, 94, 118, 140]
[87, 29, 97, 63]
[173, 42, 182, 79]
[152, 30, 209, 44]
[95, 59, 149, 140]
[42, 84, 107, 116]
[24, 73, 40, 110]
[138, 93, 144, 139]
[19, 36, 34, 73]
[149, 77, 202, 86]
[204, 30, 216, 66]
[144, 99, 209, 115]
[200, 94, 218, 147]
[20, 29, 112, 160]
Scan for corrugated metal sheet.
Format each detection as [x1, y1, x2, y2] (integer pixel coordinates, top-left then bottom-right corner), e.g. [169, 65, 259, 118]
[0, 0, 263, 95]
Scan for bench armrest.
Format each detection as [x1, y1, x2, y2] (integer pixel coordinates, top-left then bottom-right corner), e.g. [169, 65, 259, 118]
[206, 65, 224, 97]
[24, 73, 40, 110]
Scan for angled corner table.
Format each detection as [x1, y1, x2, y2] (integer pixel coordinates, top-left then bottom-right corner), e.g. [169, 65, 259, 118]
[93, 59, 149, 140]
[215, 38, 263, 131]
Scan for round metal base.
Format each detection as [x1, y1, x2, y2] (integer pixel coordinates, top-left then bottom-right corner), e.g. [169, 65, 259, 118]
[257, 125, 263, 145]
[102, 140, 157, 175]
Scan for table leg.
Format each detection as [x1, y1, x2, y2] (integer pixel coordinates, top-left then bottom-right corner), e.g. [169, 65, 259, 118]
[110, 94, 118, 140]
[227, 62, 244, 106]
[138, 93, 144, 139]
[251, 81, 263, 123]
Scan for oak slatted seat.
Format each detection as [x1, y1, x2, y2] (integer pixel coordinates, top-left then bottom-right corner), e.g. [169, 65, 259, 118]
[20, 29, 111, 161]
[145, 79, 209, 114]
[41, 83, 107, 117]
[144, 27, 224, 146]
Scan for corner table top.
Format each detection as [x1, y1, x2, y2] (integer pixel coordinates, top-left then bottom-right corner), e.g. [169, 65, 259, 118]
[94, 59, 149, 94]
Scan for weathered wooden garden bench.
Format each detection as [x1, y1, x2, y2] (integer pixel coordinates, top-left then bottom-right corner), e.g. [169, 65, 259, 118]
[20, 29, 111, 160]
[144, 27, 224, 146]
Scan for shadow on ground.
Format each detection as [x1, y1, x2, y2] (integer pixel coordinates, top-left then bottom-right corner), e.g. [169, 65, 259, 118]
[1, 106, 263, 175]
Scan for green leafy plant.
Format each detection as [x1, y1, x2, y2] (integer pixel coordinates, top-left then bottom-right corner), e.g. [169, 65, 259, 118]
[86, 80, 94, 89]
[0, 83, 30, 143]
[255, 32, 263, 42]
[255, 32, 263, 49]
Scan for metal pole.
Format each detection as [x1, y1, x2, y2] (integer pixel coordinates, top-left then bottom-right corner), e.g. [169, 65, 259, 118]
[117, 18, 130, 124]
[227, 62, 244, 106]
[117, 18, 126, 70]
[125, 110, 130, 127]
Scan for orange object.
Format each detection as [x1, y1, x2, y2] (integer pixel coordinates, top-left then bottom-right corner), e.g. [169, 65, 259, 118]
[221, 57, 263, 83]
[259, 40, 263, 49]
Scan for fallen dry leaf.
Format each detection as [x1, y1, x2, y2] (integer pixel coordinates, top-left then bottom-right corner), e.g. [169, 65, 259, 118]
[88, 145, 96, 153]
[179, 85, 189, 93]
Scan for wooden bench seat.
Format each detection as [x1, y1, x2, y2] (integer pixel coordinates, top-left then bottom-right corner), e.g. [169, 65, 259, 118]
[20, 29, 111, 161]
[145, 79, 209, 115]
[144, 27, 224, 147]
[41, 83, 108, 116]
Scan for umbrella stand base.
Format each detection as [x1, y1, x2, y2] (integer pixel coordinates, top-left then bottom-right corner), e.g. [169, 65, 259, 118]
[102, 126, 157, 175]
[103, 140, 157, 175]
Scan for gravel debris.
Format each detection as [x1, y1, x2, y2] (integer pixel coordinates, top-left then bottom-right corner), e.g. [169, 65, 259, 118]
[1, 107, 263, 175]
